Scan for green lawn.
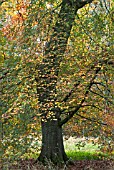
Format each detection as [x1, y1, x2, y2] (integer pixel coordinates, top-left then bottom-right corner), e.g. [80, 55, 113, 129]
[64, 137, 99, 151]
[66, 151, 111, 160]
[20, 137, 113, 160]
[1, 138, 113, 170]
[64, 137, 113, 160]
[2, 137, 114, 161]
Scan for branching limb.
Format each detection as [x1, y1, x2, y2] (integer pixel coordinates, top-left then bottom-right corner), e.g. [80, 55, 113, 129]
[60, 66, 101, 126]
[93, 81, 107, 88]
[59, 107, 107, 126]
[74, 112, 107, 126]
[103, 0, 110, 14]
[89, 90, 113, 104]
[0, 70, 9, 80]
[76, 0, 94, 9]
[94, 82, 111, 96]
[61, 103, 102, 114]
[62, 58, 113, 103]
[62, 62, 98, 102]
[0, 0, 7, 6]
[62, 81, 80, 102]
[80, 104, 103, 111]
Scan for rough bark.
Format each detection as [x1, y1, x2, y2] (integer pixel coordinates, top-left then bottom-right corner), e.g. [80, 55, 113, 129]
[36, 1, 77, 163]
[35, 0, 94, 164]
[36, 1, 77, 121]
[38, 120, 68, 164]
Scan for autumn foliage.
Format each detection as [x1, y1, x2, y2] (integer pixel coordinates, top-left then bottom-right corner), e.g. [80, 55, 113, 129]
[0, 0, 114, 162]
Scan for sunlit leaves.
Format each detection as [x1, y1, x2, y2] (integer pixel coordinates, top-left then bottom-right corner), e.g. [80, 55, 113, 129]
[0, 0, 114, 160]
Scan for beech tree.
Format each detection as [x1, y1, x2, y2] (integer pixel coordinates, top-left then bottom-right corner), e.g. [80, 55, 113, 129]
[0, 0, 113, 164]
[35, 0, 96, 163]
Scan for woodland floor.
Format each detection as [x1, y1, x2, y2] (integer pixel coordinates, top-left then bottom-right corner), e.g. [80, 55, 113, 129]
[1, 159, 114, 170]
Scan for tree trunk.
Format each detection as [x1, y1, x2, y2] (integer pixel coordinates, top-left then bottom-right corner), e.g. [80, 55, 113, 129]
[38, 120, 68, 164]
[36, 1, 77, 164]
[35, 0, 94, 164]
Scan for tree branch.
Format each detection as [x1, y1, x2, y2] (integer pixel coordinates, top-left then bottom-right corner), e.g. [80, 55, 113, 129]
[76, 0, 94, 9]
[62, 62, 98, 102]
[89, 90, 113, 104]
[61, 103, 102, 115]
[64, 0, 94, 8]
[59, 106, 107, 126]
[79, 104, 103, 111]
[94, 82, 111, 97]
[0, 70, 9, 80]
[62, 58, 113, 103]
[62, 81, 80, 102]
[74, 112, 107, 126]
[60, 66, 101, 126]
[0, 0, 6, 6]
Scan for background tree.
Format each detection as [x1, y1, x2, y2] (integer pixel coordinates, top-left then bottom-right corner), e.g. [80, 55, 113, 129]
[0, 0, 113, 164]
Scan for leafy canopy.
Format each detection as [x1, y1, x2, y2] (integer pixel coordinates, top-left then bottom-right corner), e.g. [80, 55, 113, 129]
[0, 0, 114, 159]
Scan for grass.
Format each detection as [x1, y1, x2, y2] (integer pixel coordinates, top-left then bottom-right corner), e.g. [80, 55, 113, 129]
[64, 137, 99, 152]
[15, 150, 113, 161]
[66, 151, 111, 160]
[1, 144, 114, 170]
[64, 137, 114, 160]
[1, 137, 114, 170]
[19, 137, 113, 161]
